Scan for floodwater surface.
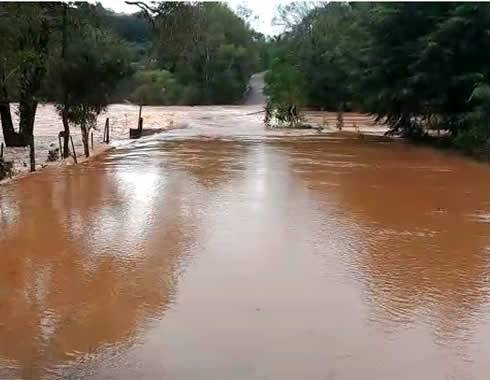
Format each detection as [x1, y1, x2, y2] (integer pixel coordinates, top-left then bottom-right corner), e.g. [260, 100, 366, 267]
[1, 108, 490, 380]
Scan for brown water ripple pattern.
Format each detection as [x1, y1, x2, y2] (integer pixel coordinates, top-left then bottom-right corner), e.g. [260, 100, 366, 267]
[1, 110, 490, 379]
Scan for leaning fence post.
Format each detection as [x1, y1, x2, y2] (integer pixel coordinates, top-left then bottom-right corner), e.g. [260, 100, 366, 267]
[105, 118, 110, 144]
[70, 135, 77, 164]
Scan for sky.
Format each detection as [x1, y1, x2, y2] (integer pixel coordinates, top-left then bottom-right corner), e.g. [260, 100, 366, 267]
[97, 0, 291, 36]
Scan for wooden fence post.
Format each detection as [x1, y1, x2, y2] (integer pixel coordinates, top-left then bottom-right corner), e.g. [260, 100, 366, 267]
[70, 135, 77, 164]
[0, 142, 3, 159]
[105, 118, 110, 143]
[91, 130, 94, 150]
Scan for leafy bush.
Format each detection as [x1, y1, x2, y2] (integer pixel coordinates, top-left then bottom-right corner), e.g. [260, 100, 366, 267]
[264, 60, 306, 127]
[129, 70, 183, 105]
[266, 2, 490, 146]
[453, 83, 490, 151]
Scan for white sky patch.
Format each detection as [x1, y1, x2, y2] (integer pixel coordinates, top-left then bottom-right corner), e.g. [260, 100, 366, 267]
[96, 0, 295, 36]
[227, 0, 290, 36]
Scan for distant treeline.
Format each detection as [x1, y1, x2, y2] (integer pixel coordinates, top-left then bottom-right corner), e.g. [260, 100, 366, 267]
[266, 2, 490, 152]
[105, 2, 269, 105]
[1, 2, 269, 107]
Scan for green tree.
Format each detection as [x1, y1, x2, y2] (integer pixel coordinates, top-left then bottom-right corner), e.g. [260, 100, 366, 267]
[129, 69, 182, 105]
[265, 3, 365, 127]
[264, 61, 306, 127]
[359, 3, 451, 136]
[50, 19, 131, 158]
[132, 2, 262, 105]
[266, 1, 490, 151]
[0, 2, 59, 162]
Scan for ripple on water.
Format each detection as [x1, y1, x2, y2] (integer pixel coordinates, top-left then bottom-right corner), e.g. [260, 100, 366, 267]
[2, 132, 490, 379]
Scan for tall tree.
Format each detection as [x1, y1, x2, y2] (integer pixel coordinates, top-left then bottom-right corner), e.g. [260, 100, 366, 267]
[266, 1, 490, 149]
[0, 3, 58, 155]
[51, 21, 131, 158]
[128, 1, 263, 105]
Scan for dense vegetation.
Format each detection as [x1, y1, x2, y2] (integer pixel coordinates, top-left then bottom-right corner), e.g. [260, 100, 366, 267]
[5, 1, 490, 163]
[55, 2, 268, 107]
[0, 1, 266, 168]
[122, 2, 269, 105]
[91, 2, 269, 106]
[266, 2, 490, 153]
[0, 2, 133, 164]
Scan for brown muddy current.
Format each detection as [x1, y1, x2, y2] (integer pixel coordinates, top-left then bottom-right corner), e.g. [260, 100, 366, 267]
[2, 106, 490, 380]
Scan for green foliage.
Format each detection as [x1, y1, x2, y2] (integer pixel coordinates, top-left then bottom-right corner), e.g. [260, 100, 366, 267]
[0, 3, 58, 94]
[265, 61, 306, 107]
[41, 4, 133, 157]
[129, 69, 183, 105]
[267, 2, 490, 150]
[94, 6, 152, 69]
[0, 2, 61, 148]
[56, 28, 131, 106]
[1, 0, 266, 152]
[77, 2, 267, 106]
[151, 2, 264, 104]
[308, 3, 365, 109]
[265, 2, 363, 127]
[453, 83, 490, 151]
[358, 3, 490, 140]
[96, 7, 152, 43]
[264, 61, 306, 127]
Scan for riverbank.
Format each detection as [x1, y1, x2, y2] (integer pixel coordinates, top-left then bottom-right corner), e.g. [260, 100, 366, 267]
[388, 133, 490, 164]
[0, 142, 115, 186]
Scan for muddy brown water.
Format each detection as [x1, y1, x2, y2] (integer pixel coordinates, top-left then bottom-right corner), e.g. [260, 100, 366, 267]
[1, 106, 490, 380]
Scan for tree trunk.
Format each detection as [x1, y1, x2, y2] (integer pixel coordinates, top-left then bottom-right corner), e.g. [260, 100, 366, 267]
[61, 110, 70, 158]
[0, 80, 23, 146]
[18, 99, 38, 171]
[29, 135, 36, 172]
[18, 98, 38, 146]
[61, 4, 71, 159]
[14, 13, 49, 148]
[81, 123, 90, 158]
[0, 102, 23, 146]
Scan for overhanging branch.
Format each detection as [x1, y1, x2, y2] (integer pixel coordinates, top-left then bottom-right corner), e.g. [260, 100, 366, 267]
[125, 1, 156, 27]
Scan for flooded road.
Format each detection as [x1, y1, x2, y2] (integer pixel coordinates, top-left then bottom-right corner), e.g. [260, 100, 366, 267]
[2, 109, 490, 379]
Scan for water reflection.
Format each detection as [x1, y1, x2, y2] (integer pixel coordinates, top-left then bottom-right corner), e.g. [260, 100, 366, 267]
[285, 136, 490, 340]
[0, 167, 185, 379]
[0, 136, 251, 379]
[3, 133, 490, 379]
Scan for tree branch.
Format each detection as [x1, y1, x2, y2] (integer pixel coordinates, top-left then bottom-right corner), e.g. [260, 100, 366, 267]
[125, 1, 157, 27]
[125, 1, 158, 14]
